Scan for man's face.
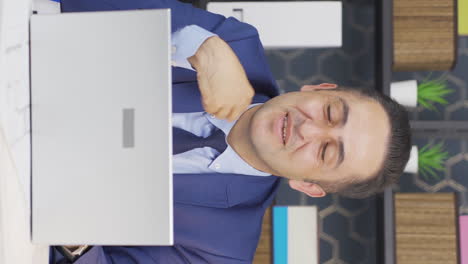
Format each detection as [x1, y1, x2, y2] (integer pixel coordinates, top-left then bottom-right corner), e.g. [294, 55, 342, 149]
[248, 88, 390, 187]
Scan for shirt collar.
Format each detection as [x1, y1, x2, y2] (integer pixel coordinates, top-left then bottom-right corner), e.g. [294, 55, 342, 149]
[205, 104, 270, 176]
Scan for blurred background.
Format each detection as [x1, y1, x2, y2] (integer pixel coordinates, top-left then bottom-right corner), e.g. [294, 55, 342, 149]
[263, 0, 468, 263]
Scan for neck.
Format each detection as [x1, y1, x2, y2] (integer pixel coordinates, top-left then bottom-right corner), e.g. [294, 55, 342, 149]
[227, 105, 273, 175]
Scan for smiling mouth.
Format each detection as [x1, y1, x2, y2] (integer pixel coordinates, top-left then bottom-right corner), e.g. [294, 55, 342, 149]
[282, 113, 288, 145]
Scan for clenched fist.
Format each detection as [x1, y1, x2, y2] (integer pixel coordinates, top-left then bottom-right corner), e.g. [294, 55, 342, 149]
[188, 36, 254, 122]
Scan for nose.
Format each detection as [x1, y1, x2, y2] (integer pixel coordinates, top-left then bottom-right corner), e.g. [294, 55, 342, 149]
[297, 118, 334, 141]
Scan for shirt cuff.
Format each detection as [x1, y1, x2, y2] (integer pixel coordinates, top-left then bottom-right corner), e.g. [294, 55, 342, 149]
[171, 25, 217, 71]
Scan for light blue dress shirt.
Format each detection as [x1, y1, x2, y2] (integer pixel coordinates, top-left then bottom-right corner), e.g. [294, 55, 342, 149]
[171, 25, 270, 176]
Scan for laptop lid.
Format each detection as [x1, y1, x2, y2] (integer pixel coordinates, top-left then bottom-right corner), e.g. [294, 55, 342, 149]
[30, 9, 173, 245]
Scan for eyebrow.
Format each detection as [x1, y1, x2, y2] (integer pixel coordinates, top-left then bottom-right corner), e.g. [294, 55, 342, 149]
[335, 139, 345, 169]
[334, 97, 348, 168]
[338, 97, 349, 126]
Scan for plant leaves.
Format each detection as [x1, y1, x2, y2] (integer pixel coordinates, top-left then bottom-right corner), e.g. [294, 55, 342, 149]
[417, 142, 449, 180]
[417, 77, 453, 111]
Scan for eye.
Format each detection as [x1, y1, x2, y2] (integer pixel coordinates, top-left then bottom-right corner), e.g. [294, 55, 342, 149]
[321, 142, 329, 161]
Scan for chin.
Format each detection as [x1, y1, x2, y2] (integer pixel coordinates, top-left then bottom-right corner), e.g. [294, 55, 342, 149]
[249, 123, 265, 153]
[250, 112, 273, 147]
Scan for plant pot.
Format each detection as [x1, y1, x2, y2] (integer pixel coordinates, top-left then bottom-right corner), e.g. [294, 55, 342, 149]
[404, 146, 418, 174]
[390, 80, 418, 107]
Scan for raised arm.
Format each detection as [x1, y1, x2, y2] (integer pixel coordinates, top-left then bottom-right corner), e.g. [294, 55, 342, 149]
[172, 25, 254, 121]
[188, 35, 254, 121]
[61, 0, 279, 99]
[62, 0, 261, 120]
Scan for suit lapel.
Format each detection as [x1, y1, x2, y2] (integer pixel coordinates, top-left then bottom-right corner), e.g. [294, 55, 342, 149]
[173, 173, 231, 208]
[172, 82, 203, 113]
[173, 172, 279, 208]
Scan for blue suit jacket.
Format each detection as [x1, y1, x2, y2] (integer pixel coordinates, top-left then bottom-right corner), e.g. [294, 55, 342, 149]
[59, 0, 281, 263]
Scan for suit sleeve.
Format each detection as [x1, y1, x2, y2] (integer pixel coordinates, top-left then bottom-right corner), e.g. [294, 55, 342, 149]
[61, 0, 258, 39]
[61, 0, 279, 97]
[73, 245, 251, 264]
[171, 25, 216, 70]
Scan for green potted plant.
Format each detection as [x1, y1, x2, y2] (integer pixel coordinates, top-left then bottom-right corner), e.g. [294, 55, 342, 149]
[390, 76, 453, 110]
[404, 142, 449, 180]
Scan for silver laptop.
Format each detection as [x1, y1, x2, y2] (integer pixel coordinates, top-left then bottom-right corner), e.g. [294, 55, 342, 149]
[30, 9, 173, 245]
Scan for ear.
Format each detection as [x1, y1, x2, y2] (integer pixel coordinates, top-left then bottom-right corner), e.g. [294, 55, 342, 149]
[288, 179, 326, 198]
[300, 83, 338, 92]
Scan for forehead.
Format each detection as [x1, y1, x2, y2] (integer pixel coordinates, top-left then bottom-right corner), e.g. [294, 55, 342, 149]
[335, 91, 390, 181]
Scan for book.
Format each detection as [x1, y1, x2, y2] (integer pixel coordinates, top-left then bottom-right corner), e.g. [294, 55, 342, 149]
[460, 0, 468, 35]
[461, 215, 468, 264]
[273, 206, 318, 264]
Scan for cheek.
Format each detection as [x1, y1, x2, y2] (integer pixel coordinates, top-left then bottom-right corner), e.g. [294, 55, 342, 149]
[297, 102, 325, 121]
[289, 143, 320, 170]
[252, 114, 278, 145]
[250, 111, 270, 137]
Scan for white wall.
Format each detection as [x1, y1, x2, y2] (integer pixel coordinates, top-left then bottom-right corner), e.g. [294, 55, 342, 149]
[0, 0, 49, 262]
[0, 0, 32, 210]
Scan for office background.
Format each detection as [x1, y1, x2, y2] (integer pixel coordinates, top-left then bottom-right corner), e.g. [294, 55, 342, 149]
[1, 0, 465, 262]
[264, 0, 468, 263]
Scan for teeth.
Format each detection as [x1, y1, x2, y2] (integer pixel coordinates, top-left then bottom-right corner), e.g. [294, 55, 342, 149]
[282, 114, 288, 143]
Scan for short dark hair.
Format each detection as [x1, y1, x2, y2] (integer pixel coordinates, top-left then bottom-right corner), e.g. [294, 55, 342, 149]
[316, 87, 412, 199]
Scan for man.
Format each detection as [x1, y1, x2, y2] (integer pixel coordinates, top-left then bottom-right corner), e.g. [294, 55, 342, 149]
[53, 0, 411, 263]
